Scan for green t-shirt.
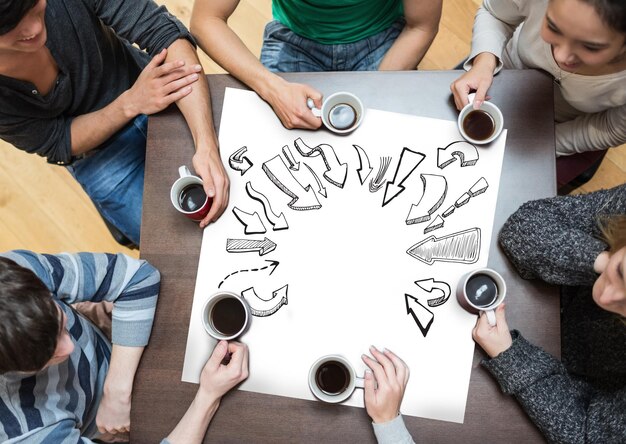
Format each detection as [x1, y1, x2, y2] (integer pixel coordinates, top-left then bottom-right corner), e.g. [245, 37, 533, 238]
[272, 0, 404, 44]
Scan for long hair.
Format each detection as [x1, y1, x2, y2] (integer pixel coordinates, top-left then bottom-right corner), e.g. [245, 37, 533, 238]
[0, 0, 39, 35]
[580, 0, 626, 34]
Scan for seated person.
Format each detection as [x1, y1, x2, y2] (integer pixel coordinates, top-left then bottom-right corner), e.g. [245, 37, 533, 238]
[0, 251, 248, 442]
[472, 184, 626, 442]
[0, 0, 230, 245]
[189, 0, 442, 130]
[450, 0, 626, 187]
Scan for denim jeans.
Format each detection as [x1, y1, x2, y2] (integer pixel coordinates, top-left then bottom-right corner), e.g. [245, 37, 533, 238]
[66, 114, 147, 245]
[260, 18, 405, 72]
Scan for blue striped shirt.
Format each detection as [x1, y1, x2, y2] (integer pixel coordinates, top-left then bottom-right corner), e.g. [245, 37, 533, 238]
[0, 251, 160, 443]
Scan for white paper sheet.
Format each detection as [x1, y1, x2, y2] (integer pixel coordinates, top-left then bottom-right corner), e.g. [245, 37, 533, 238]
[182, 88, 507, 423]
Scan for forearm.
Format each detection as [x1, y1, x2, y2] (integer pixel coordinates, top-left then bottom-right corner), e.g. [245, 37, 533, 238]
[555, 106, 626, 156]
[165, 391, 220, 444]
[378, 25, 438, 70]
[103, 345, 145, 402]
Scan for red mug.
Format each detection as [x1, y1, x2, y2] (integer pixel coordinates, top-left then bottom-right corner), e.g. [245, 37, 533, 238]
[170, 166, 211, 221]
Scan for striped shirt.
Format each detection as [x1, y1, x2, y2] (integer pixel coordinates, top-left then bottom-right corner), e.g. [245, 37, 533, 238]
[0, 251, 160, 443]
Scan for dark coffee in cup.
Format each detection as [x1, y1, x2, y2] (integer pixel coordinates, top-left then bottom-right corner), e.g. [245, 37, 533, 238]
[210, 297, 247, 336]
[315, 360, 350, 395]
[462, 110, 495, 141]
[328, 103, 357, 130]
[465, 273, 498, 307]
[179, 184, 207, 212]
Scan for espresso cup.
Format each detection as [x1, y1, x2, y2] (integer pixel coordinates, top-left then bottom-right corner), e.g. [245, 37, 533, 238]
[456, 268, 507, 326]
[170, 166, 211, 222]
[457, 94, 504, 145]
[201, 291, 251, 341]
[308, 92, 365, 134]
[308, 355, 364, 403]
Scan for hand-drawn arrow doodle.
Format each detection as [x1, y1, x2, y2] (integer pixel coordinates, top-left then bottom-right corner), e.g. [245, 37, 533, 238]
[232, 207, 266, 234]
[229, 146, 253, 175]
[218, 260, 279, 288]
[369, 156, 392, 193]
[405, 293, 434, 337]
[262, 155, 322, 211]
[406, 227, 481, 265]
[245, 181, 289, 230]
[353, 144, 373, 185]
[424, 215, 444, 234]
[382, 148, 425, 207]
[241, 285, 288, 317]
[293, 138, 348, 188]
[414, 278, 451, 307]
[437, 140, 479, 169]
[304, 163, 327, 198]
[282, 145, 300, 171]
[406, 174, 448, 225]
[226, 237, 277, 256]
[442, 177, 490, 218]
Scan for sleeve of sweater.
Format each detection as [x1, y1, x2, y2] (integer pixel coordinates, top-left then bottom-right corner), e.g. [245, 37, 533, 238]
[483, 330, 626, 444]
[498, 184, 626, 286]
[1, 250, 160, 347]
[372, 415, 416, 444]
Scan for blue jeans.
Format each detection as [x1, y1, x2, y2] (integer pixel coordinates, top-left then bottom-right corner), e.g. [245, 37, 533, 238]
[260, 19, 405, 72]
[66, 115, 147, 245]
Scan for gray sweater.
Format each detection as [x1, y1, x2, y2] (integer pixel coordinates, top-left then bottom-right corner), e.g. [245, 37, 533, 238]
[484, 184, 626, 443]
[0, 0, 192, 164]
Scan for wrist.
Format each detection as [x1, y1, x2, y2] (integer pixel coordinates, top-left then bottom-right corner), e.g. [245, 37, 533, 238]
[254, 71, 286, 104]
[118, 90, 139, 120]
[472, 52, 498, 73]
[372, 412, 400, 424]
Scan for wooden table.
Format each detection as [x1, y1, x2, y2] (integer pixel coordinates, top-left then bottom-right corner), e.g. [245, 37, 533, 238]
[132, 70, 558, 443]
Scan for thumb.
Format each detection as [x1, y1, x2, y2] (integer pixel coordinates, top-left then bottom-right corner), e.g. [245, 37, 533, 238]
[306, 86, 323, 108]
[207, 340, 229, 369]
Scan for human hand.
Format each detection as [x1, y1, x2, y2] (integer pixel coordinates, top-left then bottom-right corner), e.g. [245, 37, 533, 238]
[361, 346, 409, 424]
[450, 52, 497, 110]
[199, 340, 249, 402]
[95, 386, 131, 436]
[123, 48, 201, 118]
[192, 146, 230, 228]
[472, 304, 513, 358]
[264, 78, 323, 130]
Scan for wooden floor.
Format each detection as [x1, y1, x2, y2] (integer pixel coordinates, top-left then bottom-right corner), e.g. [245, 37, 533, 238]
[1, 0, 624, 255]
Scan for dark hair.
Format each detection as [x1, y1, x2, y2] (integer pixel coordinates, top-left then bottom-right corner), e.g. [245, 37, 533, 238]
[0, 257, 59, 373]
[0, 0, 39, 35]
[581, 0, 626, 34]
[600, 214, 626, 253]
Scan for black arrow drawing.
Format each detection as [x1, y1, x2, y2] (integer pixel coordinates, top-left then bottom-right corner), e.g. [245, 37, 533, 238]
[437, 140, 479, 169]
[424, 215, 444, 233]
[353, 144, 373, 185]
[304, 163, 327, 198]
[406, 174, 448, 225]
[229, 146, 253, 175]
[442, 177, 489, 218]
[232, 207, 266, 234]
[406, 227, 481, 265]
[226, 237, 277, 256]
[241, 285, 288, 317]
[282, 145, 300, 171]
[262, 155, 322, 211]
[414, 278, 451, 307]
[382, 148, 425, 207]
[293, 138, 348, 188]
[245, 181, 289, 230]
[218, 260, 279, 288]
[369, 156, 392, 193]
[405, 293, 434, 337]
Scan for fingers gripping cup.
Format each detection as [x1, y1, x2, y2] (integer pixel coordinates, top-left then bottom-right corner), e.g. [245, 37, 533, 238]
[202, 291, 251, 340]
[457, 94, 504, 145]
[170, 166, 212, 221]
[308, 355, 365, 403]
[456, 268, 507, 326]
[308, 92, 365, 134]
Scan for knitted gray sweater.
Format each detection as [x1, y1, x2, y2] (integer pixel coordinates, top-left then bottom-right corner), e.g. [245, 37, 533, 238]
[483, 184, 626, 444]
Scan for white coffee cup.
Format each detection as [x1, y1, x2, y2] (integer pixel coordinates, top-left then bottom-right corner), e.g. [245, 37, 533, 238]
[457, 94, 504, 145]
[308, 355, 364, 403]
[456, 268, 507, 326]
[308, 92, 365, 134]
[201, 291, 251, 341]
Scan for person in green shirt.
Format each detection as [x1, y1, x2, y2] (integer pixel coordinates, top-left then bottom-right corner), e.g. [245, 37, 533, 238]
[190, 0, 442, 130]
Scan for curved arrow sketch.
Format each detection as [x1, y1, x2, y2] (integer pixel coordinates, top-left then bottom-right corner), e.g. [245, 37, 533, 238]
[294, 138, 348, 188]
[245, 181, 289, 230]
[406, 228, 481, 265]
[424, 215, 444, 234]
[282, 145, 300, 171]
[304, 162, 327, 198]
[415, 278, 451, 307]
[232, 207, 266, 234]
[353, 144, 373, 185]
[229, 146, 253, 175]
[369, 156, 392, 193]
[382, 148, 425, 207]
[226, 237, 277, 256]
[405, 293, 434, 337]
[218, 260, 279, 288]
[262, 155, 321, 211]
[241, 285, 288, 317]
[406, 174, 448, 225]
[437, 141, 479, 169]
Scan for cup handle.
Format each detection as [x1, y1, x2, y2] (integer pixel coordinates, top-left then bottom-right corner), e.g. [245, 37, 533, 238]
[306, 98, 322, 118]
[178, 165, 191, 178]
[355, 376, 365, 389]
[485, 309, 497, 327]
